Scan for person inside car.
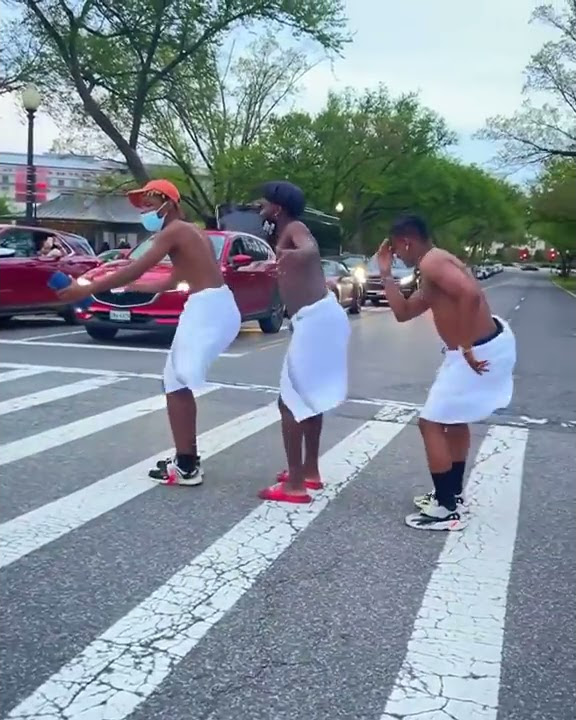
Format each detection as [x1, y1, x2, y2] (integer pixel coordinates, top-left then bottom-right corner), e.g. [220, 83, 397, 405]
[38, 236, 64, 259]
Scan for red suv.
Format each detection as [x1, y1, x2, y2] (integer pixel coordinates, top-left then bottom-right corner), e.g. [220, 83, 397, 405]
[0, 224, 100, 324]
[77, 231, 284, 341]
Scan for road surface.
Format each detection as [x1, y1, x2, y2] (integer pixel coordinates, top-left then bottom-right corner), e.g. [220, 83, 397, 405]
[0, 269, 574, 720]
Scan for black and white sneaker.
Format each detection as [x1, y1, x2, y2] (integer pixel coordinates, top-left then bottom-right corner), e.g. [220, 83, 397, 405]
[149, 458, 203, 486]
[405, 499, 466, 531]
[413, 490, 468, 514]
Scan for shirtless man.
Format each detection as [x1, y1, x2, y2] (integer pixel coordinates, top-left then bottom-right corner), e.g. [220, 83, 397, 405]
[257, 181, 351, 504]
[56, 179, 241, 486]
[379, 215, 516, 531]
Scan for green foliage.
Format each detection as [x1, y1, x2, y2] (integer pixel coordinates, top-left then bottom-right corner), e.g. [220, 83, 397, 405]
[0, 196, 14, 216]
[530, 157, 576, 275]
[2, 0, 349, 179]
[479, 2, 576, 166]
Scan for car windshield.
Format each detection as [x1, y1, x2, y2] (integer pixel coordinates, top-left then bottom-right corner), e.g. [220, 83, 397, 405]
[366, 254, 410, 272]
[342, 255, 365, 268]
[128, 233, 226, 263]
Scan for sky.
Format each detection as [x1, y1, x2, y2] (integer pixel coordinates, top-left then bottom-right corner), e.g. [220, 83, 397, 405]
[0, 0, 560, 176]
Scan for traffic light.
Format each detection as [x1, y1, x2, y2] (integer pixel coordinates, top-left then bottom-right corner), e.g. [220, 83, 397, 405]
[548, 248, 558, 261]
[518, 248, 530, 261]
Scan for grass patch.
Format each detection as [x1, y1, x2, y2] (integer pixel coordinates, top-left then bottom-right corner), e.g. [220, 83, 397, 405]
[553, 275, 576, 294]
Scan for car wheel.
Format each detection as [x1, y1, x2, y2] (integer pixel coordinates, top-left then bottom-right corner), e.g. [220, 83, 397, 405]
[349, 287, 361, 314]
[85, 326, 119, 341]
[370, 298, 383, 306]
[59, 305, 79, 325]
[258, 293, 285, 334]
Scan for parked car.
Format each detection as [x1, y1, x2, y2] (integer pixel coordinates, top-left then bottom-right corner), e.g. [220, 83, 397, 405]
[76, 231, 284, 341]
[0, 223, 99, 324]
[321, 259, 362, 314]
[364, 254, 418, 305]
[521, 264, 539, 272]
[97, 248, 131, 264]
[326, 253, 368, 303]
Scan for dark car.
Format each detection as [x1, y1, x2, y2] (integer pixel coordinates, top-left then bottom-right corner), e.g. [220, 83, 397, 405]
[364, 254, 419, 305]
[0, 224, 99, 324]
[321, 259, 362, 314]
[521, 264, 539, 271]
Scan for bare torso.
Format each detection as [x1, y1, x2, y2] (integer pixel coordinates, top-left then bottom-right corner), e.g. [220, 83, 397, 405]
[164, 220, 224, 293]
[420, 249, 496, 349]
[276, 221, 327, 317]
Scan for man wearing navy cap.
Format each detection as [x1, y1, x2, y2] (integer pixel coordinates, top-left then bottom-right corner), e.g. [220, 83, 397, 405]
[258, 181, 351, 504]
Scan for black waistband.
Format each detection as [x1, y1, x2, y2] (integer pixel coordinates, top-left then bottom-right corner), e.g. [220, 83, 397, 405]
[473, 317, 503, 348]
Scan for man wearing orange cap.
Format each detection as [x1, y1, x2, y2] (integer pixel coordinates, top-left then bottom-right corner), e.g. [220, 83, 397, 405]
[56, 179, 241, 485]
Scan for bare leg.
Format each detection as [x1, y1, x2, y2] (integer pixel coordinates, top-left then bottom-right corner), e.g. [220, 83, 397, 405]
[278, 397, 306, 494]
[166, 388, 197, 455]
[303, 413, 323, 481]
[418, 417, 455, 510]
[445, 423, 470, 464]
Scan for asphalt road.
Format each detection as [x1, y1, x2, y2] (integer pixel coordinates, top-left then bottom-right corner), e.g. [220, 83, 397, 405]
[0, 269, 574, 720]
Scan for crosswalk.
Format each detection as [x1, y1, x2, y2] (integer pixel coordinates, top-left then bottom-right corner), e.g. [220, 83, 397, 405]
[0, 361, 569, 720]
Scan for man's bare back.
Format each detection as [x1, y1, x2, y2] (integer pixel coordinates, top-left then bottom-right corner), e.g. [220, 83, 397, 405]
[276, 220, 327, 317]
[419, 248, 496, 350]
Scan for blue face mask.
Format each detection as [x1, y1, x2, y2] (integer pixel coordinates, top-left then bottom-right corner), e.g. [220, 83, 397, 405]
[140, 205, 166, 232]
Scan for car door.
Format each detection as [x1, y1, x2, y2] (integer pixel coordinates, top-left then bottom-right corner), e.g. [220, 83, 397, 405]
[0, 228, 47, 310]
[248, 236, 275, 313]
[336, 261, 355, 305]
[225, 236, 253, 317]
[237, 236, 265, 316]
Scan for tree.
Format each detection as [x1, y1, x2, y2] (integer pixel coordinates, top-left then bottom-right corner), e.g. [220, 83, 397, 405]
[479, 1, 576, 166]
[142, 32, 315, 219]
[240, 86, 455, 250]
[530, 158, 576, 275]
[2, 0, 348, 181]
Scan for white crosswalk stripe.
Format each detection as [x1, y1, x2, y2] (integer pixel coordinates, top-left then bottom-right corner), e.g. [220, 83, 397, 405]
[0, 362, 559, 720]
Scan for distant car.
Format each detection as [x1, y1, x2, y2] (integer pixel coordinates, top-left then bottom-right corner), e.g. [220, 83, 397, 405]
[0, 223, 99, 324]
[321, 259, 362, 314]
[97, 248, 131, 264]
[364, 254, 418, 305]
[77, 231, 284, 341]
[521, 264, 539, 271]
[326, 253, 368, 304]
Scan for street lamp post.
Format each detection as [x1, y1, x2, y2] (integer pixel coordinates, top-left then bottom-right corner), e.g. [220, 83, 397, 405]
[335, 202, 344, 214]
[21, 83, 42, 224]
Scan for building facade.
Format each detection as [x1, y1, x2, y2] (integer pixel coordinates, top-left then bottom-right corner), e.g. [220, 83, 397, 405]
[0, 152, 127, 212]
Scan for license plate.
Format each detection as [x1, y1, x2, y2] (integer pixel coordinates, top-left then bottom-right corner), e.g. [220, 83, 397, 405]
[109, 309, 131, 322]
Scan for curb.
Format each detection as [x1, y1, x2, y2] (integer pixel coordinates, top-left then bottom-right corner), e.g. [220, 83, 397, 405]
[551, 277, 576, 299]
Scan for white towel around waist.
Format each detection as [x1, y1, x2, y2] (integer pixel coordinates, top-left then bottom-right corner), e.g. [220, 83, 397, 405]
[280, 293, 351, 422]
[420, 315, 517, 424]
[164, 285, 241, 393]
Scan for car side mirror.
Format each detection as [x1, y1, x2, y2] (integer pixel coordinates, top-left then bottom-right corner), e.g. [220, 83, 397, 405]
[229, 253, 252, 268]
[0, 247, 16, 258]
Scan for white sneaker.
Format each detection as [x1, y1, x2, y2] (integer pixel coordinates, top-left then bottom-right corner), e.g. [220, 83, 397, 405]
[405, 498, 466, 531]
[413, 490, 469, 514]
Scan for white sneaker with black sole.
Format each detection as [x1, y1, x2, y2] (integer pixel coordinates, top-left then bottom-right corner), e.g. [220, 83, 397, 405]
[405, 498, 466, 531]
[413, 490, 469, 514]
[149, 458, 204, 486]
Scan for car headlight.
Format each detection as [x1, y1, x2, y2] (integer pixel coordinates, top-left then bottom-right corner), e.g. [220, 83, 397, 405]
[353, 268, 366, 283]
[399, 274, 415, 286]
[77, 277, 91, 286]
[176, 282, 189, 293]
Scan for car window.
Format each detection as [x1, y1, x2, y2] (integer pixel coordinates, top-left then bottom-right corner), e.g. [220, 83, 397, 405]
[254, 238, 273, 260]
[205, 233, 226, 261]
[230, 237, 245, 257]
[0, 230, 37, 258]
[337, 262, 350, 275]
[242, 236, 268, 261]
[321, 260, 335, 275]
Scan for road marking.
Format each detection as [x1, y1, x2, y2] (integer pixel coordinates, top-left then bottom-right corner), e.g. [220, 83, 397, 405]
[5, 407, 414, 720]
[379, 425, 528, 720]
[520, 296, 525, 301]
[253, 338, 287, 352]
[18, 329, 87, 341]
[0, 402, 280, 569]
[0, 375, 122, 416]
[0, 338, 245, 358]
[0, 386, 218, 466]
[514, 304, 521, 310]
[0, 367, 47, 384]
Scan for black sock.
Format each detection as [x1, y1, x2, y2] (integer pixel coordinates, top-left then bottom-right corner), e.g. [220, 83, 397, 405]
[451, 461, 466, 495]
[176, 453, 198, 473]
[430, 470, 456, 511]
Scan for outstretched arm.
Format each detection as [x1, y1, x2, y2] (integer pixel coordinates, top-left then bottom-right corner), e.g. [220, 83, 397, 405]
[128, 270, 179, 294]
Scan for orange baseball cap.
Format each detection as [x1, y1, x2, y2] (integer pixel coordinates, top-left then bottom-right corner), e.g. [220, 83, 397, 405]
[127, 179, 180, 208]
